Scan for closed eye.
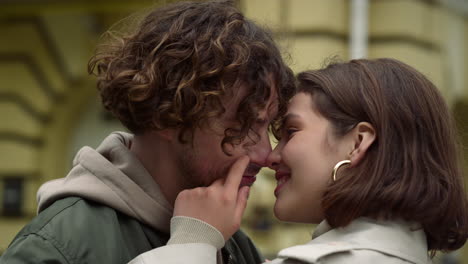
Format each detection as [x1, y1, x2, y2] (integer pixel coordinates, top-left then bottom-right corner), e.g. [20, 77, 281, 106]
[285, 128, 298, 137]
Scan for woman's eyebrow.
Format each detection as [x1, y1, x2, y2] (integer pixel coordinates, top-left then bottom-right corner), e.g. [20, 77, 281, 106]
[283, 113, 301, 123]
[281, 113, 301, 127]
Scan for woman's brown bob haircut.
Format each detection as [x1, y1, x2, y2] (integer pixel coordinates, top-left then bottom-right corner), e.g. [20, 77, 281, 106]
[88, 0, 294, 151]
[297, 58, 468, 254]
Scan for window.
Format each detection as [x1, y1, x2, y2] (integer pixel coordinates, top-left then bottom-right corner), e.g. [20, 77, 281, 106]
[2, 177, 24, 217]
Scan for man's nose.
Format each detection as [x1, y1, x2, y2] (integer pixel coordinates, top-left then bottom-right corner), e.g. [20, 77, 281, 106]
[248, 132, 272, 166]
[266, 143, 281, 171]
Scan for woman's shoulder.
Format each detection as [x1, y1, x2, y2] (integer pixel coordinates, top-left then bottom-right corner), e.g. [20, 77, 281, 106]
[271, 244, 422, 264]
[319, 249, 417, 264]
[270, 218, 431, 264]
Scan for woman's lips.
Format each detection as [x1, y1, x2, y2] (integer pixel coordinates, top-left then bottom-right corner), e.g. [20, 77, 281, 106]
[274, 173, 290, 197]
[240, 175, 256, 187]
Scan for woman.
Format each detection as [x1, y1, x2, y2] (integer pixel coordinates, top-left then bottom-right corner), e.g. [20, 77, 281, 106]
[130, 58, 468, 264]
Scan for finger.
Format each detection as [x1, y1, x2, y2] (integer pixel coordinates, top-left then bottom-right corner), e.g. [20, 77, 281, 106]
[224, 156, 250, 191]
[234, 186, 250, 223]
[210, 177, 225, 187]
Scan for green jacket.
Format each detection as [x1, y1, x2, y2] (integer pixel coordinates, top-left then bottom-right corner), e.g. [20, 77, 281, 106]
[1, 197, 262, 264]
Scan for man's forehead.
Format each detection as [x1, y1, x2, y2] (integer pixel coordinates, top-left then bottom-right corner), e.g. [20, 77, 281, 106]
[223, 74, 278, 104]
[222, 83, 279, 118]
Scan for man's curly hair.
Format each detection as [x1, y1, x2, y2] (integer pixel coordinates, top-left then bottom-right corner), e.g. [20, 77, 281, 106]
[88, 0, 295, 152]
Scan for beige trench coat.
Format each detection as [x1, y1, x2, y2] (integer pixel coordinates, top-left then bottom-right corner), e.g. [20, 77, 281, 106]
[269, 218, 431, 264]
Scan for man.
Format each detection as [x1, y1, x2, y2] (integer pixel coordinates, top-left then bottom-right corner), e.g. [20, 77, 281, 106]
[0, 1, 294, 263]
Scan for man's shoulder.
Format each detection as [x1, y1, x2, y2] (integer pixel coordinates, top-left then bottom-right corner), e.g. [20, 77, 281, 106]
[11, 197, 130, 252]
[231, 229, 253, 245]
[5, 197, 159, 264]
[226, 229, 264, 263]
[19, 197, 116, 236]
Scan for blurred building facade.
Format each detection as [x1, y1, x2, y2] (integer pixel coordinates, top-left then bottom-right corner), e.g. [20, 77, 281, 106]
[0, 0, 467, 262]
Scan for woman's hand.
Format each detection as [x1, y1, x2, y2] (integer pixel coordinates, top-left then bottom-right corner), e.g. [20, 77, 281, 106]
[173, 156, 251, 241]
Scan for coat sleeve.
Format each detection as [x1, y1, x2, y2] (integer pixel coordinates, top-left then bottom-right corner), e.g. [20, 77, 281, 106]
[0, 234, 70, 264]
[128, 216, 221, 264]
[128, 243, 218, 264]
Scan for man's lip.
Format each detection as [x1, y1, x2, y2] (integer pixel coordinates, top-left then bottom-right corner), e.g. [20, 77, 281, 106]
[240, 175, 256, 187]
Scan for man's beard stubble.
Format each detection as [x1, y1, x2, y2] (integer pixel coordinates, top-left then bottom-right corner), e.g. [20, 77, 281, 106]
[176, 147, 231, 189]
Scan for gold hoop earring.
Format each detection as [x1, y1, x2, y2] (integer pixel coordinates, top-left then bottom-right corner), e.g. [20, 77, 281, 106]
[332, 160, 351, 182]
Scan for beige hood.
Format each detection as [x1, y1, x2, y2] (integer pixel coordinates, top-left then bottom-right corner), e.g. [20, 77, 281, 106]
[37, 132, 173, 233]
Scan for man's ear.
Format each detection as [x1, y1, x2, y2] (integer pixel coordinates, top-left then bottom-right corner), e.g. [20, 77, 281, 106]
[348, 122, 376, 167]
